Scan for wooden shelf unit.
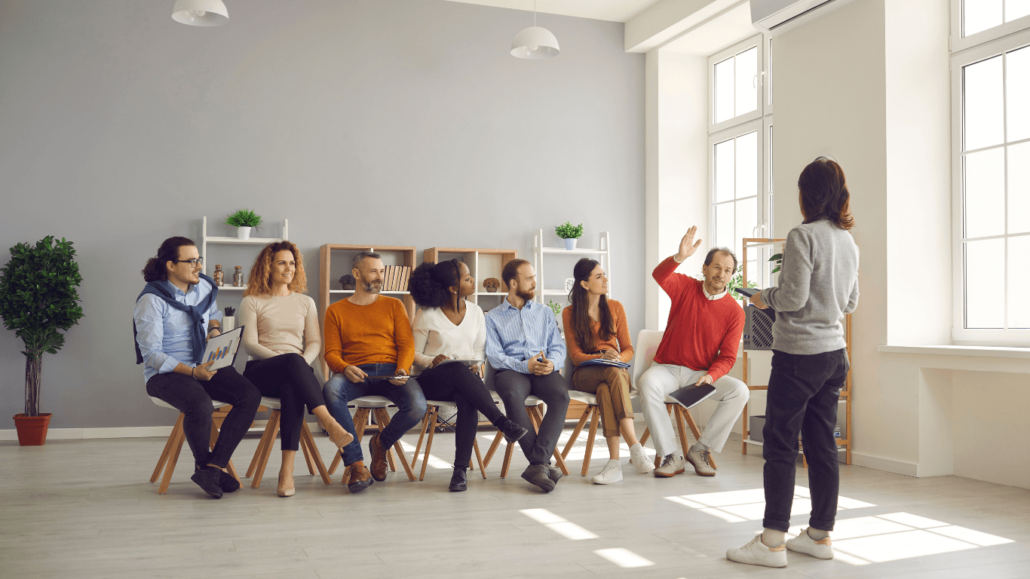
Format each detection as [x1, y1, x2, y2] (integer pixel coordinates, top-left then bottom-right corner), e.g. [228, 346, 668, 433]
[318, 244, 416, 380]
[422, 247, 519, 310]
[738, 237, 853, 465]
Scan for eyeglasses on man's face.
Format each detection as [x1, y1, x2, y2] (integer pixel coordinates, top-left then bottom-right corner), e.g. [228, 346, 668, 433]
[173, 257, 204, 267]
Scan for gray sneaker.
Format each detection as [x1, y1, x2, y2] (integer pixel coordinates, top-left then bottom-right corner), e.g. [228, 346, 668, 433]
[654, 454, 686, 478]
[686, 446, 716, 477]
[521, 464, 556, 492]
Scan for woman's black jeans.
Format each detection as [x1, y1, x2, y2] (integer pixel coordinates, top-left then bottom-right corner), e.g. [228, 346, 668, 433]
[146, 366, 261, 470]
[762, 348, 849, 533]
[244, 353, 327, 452]
[416, 362, 504, 469]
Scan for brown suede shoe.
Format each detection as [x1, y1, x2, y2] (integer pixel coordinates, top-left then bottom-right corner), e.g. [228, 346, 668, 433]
[344, 461, 374, 494]
[369, 433, 388, 481]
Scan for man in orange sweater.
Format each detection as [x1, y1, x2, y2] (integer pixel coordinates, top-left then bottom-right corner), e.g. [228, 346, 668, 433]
[640, 226, 749, 479]
[322, 252, 426, 493]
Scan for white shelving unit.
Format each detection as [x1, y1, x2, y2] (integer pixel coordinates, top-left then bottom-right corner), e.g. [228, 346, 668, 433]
[200, 216, 288, 289]
[532, 229, 612, 305]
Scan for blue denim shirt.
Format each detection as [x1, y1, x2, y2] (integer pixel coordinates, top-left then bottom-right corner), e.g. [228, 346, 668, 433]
[484, 298, 566, 374]
[133, 280, 222, 384]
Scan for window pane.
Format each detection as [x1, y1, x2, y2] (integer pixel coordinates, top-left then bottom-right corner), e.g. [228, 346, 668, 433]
[736, 131, 758, 199]
[1006, 0, 1030, 21]
[965, 238, 1006, 328]
[715, 57, 734, 124]
[1007, 46, 1030, 142]
[735, 197, 758, 259]
[1009, 236, 1030, 328]
[735, 47, 758, 117]
[716, 203, 735, 252]
[965, 148, 1006, 238]
[715, 140, 735, 203]
[1011, 142, 1030, 234]
[965, 0, 1003, 36]
[964, 56, 1005, 151]
[745, 260, 758, 287]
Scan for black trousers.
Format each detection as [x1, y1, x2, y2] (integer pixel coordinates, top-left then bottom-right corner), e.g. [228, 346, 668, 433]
[494, 370, 570, 466]
[417, 363, 504, 468]
[244, 353, 327, 452]
[763, 348, 849, 532]
[146, 366, 261, 469]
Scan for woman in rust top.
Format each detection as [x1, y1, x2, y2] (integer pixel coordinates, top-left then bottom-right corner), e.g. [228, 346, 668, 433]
[562, 258, 652, 484]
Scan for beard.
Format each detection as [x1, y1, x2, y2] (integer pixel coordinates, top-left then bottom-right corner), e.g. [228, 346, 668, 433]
[516, 288, 535, 301]
[361, 275, 382, 294]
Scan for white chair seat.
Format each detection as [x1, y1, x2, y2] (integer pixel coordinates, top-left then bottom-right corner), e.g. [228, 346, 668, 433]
[425, 399, 457, 407]
[150, 396, 228, 411]
[569, 391, 597, 405]
[525, 395, 545, 406]
[349, 395, 394, 408]
[259, 396, 281, 410]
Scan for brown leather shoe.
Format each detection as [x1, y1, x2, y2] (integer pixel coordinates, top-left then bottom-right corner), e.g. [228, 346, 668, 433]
[369, 433, 388, 481]
[344, 461, 374, 494]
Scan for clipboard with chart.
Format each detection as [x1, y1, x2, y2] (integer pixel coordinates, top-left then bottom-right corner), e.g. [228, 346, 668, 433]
[200, 326, 244, 370]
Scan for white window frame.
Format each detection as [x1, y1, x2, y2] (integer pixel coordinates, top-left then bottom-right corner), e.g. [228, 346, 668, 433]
[765, 35, 774, 115]
[951, 0, 1030, 53]
[950, 22, 1030, 344]
[709, 119, 766, 281]
[708, 35, 765, 134]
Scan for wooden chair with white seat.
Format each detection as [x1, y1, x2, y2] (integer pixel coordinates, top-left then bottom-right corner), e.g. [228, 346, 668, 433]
[557, 356, 603, 477]
[245, 396, 332, 488]
[326, 395, 416, 482]
[148, 397, 242, 495]
[632, 329, 717, 470]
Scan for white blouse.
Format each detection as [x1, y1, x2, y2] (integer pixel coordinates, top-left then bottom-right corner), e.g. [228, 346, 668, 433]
[410, 302, 486, 375]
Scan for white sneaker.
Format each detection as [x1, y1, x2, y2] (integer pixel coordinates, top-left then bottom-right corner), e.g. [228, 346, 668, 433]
[591, 460, 623, 485]
[654, 454, 686, 478]
[787, 528, 834, 560]
[726, 535, 788, 568]
[629, 447, 655, 474]
[685, 445, 716, 477]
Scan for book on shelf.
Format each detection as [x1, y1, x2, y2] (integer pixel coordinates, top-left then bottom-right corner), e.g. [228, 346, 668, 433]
[384, 265, 393, 291]
[400, 265, 410, 292]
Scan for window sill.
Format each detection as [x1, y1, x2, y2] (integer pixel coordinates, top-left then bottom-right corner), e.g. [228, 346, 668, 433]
[878, 345, 1030, 360]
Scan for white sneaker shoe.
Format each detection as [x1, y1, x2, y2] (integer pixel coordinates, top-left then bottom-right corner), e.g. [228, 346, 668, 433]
[787, 528, 834, 560]
[726, 535, 788, 568]
[685, 445, 716, 477]
[591, 460, 623, 485]
[654, 454, 686, 478]
[629, 447, 655, 474]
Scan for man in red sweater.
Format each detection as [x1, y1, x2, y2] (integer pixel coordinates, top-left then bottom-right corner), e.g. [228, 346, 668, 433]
[640, 226, 749, 478]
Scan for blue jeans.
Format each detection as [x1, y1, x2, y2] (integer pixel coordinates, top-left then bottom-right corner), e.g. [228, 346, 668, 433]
[322, 363, 427, 466]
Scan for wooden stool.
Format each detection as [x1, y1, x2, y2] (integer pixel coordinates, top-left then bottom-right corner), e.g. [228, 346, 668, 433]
[482, 395, 571, 478]
[149, 397, 241, 495]
[409, 400, 486, 481]
[245, 396, 332, 488]
[326, 396, 415, 482]
[560, 391, 601, 476]
[639, 399, 718, 470]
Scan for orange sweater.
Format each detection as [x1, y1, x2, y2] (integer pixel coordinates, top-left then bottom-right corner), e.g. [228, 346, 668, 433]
[562, 299, 634, 366]
[323, 296, 414, 374]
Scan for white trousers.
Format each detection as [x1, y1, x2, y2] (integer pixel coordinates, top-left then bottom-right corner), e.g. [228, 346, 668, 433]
[638, 363, 750, 456]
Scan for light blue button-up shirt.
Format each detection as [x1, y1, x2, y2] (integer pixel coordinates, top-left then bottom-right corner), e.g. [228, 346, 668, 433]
[484, 298, 566, 374]
[133, 280, 222, 384]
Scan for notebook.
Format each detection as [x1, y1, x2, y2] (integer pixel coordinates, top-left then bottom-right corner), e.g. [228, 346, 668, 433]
[667, 383, 717, 409]
[579, 358, 630, 369]
[199, 326, 244, 371]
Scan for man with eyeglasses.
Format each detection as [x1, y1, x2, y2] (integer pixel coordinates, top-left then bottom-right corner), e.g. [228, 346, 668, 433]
[134, 236, 260, 498]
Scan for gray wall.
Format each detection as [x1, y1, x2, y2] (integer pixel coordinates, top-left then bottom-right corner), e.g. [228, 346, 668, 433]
[0, 0, 644, 428]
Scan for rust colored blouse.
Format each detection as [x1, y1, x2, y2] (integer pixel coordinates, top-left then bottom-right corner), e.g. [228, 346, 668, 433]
[561, 299, 634, 366]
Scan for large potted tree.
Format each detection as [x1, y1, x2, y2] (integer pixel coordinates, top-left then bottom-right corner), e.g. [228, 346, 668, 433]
[0, 236, 84, 445]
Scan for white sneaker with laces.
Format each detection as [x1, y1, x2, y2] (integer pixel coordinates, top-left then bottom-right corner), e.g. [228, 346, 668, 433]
[787, 528, 834, 559]
[591, 460, 623, 485]
[726, 535, 788, 568]
[654, 454, 686, 478]
[629, 447, 655, 474]
[685, 445, 716, 477]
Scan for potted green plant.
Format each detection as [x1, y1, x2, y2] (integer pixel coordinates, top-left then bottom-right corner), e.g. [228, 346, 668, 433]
[726, 266, 758, 307]
[0, 236, 84, 445]
[555, 221, 584, 250]
[225, 209, 262, 240]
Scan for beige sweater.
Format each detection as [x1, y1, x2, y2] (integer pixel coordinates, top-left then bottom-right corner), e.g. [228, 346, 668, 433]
[239, 293, 321, 366]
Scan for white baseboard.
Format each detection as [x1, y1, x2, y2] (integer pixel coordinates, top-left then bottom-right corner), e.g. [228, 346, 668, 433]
[851, 451, 919, 477]
[0, 421, 322, 442]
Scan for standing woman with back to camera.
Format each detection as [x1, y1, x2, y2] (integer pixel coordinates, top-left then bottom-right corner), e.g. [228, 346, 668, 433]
[727, 157, 860, 568]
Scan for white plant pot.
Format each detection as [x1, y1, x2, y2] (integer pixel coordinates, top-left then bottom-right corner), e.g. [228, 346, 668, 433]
[564, 238, 577, 250]
[222, 316, 235, 333]
[237, 227, 252, 240]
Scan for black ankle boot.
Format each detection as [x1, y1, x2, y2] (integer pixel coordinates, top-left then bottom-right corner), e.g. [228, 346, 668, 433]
[496, 418, 529, 444]
[449, 466, 468, 492]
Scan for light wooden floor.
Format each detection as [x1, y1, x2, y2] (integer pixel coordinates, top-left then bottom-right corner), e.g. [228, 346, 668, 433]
[1, 418, 1028, 579]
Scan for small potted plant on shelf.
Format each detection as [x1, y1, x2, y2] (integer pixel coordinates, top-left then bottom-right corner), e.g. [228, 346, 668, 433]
[547, 300, 564, 331]
[555, 221, 584, 250]
[225, 209, 262, 240]
[483, 278, 501, 293]
[339, 274, 356, 291]
[0, 236, 84, 446]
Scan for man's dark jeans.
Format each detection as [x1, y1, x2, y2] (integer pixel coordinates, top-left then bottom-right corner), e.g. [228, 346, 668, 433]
[763, 348, 849, 533]
[322, 363, 427, 466]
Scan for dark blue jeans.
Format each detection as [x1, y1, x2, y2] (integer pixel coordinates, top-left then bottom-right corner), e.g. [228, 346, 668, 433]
[763, 348, 849, 533]
[322, 363, 427, 466]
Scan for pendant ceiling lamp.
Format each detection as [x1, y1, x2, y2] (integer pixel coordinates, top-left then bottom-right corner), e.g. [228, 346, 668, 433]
[172, 0, 229, 27]
[511, 0, 559, 59]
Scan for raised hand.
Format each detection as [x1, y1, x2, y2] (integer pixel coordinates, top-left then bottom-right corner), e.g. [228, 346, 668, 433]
[677, 226, 703, 262]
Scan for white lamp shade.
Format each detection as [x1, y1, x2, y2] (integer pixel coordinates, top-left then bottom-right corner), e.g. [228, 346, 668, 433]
[172, 0, 229, 27]
[510, 26, 560, 59]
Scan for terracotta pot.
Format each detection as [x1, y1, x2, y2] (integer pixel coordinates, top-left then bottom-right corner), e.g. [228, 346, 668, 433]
[13, 413, 51, 446]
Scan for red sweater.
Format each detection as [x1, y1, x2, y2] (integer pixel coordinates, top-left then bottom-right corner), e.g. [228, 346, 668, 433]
[652, 257, 744, 381]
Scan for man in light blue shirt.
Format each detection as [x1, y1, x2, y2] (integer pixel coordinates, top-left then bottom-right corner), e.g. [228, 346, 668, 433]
[133, 237, 260, 499]
[485, 259, 569, 492]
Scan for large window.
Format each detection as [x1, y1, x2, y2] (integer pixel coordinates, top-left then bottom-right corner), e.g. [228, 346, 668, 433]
[709, 36, 774, 289]
[952, 1, 1030, 342]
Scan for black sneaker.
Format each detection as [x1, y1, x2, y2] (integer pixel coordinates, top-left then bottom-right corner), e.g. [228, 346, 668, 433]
[218, 470, 241, 493]
[448, 467, 468, 492]
[497, 418, 529, 444]
[191, 466, 224, 499]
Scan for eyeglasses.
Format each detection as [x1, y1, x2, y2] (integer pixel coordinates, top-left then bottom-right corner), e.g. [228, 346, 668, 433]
[173, 257, 204, 267]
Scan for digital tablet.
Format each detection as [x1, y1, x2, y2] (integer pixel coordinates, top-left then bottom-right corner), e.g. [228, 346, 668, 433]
[667, 384, 717, 410]
[200, 326, 244, 371]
